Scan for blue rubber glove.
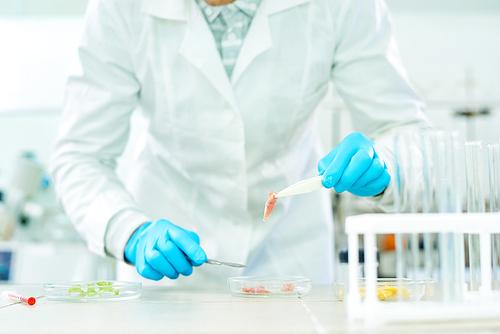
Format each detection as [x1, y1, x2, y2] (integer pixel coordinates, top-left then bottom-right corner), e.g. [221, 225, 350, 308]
[318, 132, 390, 197]
[124, 219, 207, 281]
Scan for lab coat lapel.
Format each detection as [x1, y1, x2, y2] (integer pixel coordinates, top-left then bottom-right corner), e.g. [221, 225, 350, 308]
[178, 1, 238, 111]
[143, 0, 238, 111]
[141, 0, 189, 20]
[231, 0, 312, 85]
[230, 0, 272, 85]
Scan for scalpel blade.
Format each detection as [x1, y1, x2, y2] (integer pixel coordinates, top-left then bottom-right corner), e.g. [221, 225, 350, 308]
[206, 259, 247, 268]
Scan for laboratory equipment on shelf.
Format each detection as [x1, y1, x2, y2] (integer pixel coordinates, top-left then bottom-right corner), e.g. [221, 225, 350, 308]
[2, 152, 51, 241]
[0, 192, 15, 241]
[10, 152, 45, 198]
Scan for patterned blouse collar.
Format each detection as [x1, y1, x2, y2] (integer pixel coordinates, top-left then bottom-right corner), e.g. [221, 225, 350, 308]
[196, 0, 262, 23]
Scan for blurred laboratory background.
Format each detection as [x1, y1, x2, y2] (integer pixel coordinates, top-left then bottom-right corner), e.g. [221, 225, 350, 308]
[0, 0, 499, 284]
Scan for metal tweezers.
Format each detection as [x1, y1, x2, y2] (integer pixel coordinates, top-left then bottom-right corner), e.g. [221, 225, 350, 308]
[206, 259, 247, 268]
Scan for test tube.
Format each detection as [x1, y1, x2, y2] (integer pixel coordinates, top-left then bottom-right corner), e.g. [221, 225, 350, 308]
[422, 131, 436, 282]
[408, 132, 422, 301]
[449, 133, 466, 300]
[487, 143, 500, 289]
[394, 130, 425, 302]
[424, 130, 449, 302]
[464, 141, 486, 292]
[393, 131, 407, 302]
[488, 143, 500, 212]
[425, 132, 448, 301]
[422, 130, 465, 302]
[443, 132, 465, 301]
[393, 131, 409, 303]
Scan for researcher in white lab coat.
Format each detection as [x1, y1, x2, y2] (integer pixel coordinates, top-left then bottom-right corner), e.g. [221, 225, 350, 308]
[50, 0, 429, 285]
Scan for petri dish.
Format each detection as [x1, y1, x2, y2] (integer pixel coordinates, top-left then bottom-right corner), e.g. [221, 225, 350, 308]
[228, 276, 312, 298]
[333, 278, 425, 302]
[43, 281, 141, 302]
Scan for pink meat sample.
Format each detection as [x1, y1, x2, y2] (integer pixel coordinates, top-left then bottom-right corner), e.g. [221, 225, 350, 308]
[242, 286, 271, 294]
[281, 283, 296, 292]
[263, 191, 278, 222]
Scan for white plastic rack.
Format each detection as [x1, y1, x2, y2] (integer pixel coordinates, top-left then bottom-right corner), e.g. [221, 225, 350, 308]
[345, 213, 500, 325]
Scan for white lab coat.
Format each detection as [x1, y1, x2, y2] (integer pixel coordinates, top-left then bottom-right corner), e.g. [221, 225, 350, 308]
[50, 0, 429, 286]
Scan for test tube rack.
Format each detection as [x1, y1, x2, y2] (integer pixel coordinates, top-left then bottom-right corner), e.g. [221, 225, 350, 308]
[345, 213, 500, 325]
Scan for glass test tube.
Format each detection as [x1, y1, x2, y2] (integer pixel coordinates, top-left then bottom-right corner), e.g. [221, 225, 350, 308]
[408, 132, 421, 301]
[443, 132, 465, 301]
[423, 130, 464, 302]
[422, 131, 436, 283]
[393, 132, 407, 281]
[394, 131, 424, 301]
[464, 141, 486, 292]
[487, 143, 500, 289]
[424, 130, 449, 302]
[449, 133, 466, 300]
[393, 131, 407, 303]
[404, 132, 420, 279]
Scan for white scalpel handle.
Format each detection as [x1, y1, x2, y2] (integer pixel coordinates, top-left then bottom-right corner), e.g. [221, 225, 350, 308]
[277, 176, 324, 198]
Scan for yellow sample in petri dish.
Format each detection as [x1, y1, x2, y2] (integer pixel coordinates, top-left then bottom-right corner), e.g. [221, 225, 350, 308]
[334, 278, 425, 302]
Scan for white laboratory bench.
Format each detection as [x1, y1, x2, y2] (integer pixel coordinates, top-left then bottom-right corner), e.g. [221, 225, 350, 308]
[1, 284, 500, 334]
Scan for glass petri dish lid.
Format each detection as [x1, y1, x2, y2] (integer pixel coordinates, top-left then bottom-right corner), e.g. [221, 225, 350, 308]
[43, 281, 141, 302]
[228, 276, 312, 298]
[333, 278, 426, 302]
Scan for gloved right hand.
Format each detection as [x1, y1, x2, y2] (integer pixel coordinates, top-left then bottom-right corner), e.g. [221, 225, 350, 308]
[318, 132, 390, 197]
[124, 219, 207, 281]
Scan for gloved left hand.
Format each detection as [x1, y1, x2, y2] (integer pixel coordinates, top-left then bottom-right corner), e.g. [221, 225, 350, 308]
[124, 219, 207, 281]
[318, 132, 390, 197]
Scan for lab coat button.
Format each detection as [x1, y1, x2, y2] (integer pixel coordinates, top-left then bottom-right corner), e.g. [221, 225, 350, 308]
[248, 3, 257, 11]
[205, 8, 213, 16]
[227, 4, 236, 10]
[227, 33, 236, 42]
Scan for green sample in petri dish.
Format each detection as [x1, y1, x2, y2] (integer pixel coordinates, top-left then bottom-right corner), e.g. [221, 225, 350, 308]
[43, 281, 141, 302]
